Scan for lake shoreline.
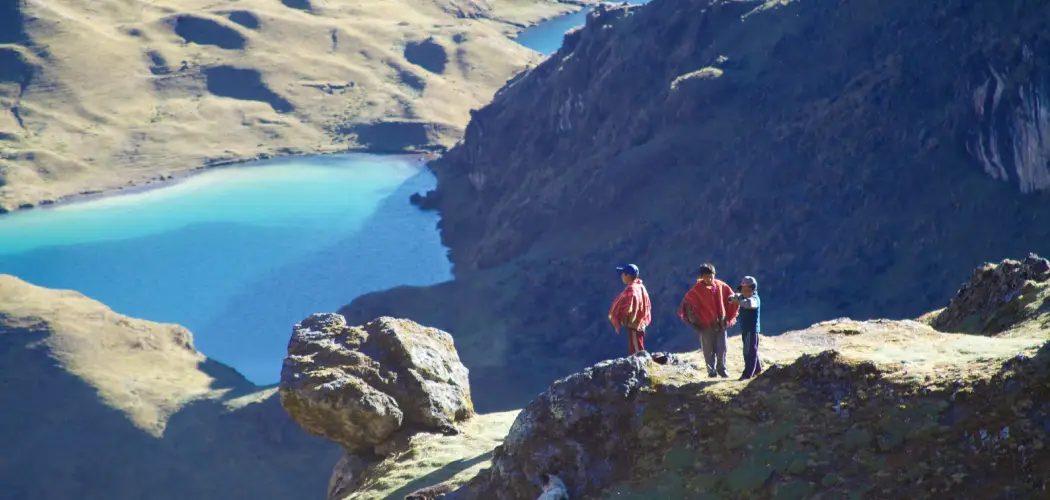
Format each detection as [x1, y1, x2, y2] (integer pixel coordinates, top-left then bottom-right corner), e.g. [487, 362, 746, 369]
[1, 147, 443, 216]
[0, 0, 607, 217]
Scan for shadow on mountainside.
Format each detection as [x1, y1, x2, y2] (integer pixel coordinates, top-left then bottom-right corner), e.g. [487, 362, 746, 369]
[341, 0, 1050, 412]
[0, 329, 339, 500]
[0, 0, 34, 91]
[0, 0, 26, 45]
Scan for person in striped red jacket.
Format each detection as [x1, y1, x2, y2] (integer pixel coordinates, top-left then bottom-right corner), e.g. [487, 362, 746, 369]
[608, 264, 652, 356]
[678, 263, 739, 378]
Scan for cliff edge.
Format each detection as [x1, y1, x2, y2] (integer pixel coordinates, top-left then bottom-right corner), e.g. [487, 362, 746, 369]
[304, 255, 1050, 498]
[342, 0, 1050, 409]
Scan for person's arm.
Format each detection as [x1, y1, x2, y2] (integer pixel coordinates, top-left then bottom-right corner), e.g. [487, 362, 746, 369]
[736, 296, 759, 309]
[722, 283, 740, 327]
[608, 296, 622, 332]
[609, 291, 633, 333]
[624, 289, 646, 329]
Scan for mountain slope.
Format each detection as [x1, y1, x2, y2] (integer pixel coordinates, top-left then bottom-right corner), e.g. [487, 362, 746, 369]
[0, 275, 340, 500]
[342, 0, 1050, 410]
[302, 256, 1050, 499]
[0, 0, 580, 210]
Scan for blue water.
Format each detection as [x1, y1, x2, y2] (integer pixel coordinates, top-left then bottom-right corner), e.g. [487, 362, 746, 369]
[514, 1, 651, 55]
[0, 154, 451, 385]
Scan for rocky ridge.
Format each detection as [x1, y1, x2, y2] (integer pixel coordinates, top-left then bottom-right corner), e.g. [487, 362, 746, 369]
[342, 0, 1050, 411]
[299, 255, 1050, 498]
[0, 274, 340, 500]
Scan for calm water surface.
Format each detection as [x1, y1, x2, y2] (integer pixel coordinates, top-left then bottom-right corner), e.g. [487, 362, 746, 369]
[514, 0, 651, 55]
[0, 154, 450, 385]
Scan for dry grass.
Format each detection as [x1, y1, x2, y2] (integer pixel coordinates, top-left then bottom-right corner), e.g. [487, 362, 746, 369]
[0, 274, 261, 435]
[351, 410, 520, 499]
[656, 315, 1049, 390]
[0, 0, 578, 210]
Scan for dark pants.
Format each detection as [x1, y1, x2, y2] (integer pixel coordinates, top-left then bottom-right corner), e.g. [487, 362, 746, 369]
[740, 330, 762, 379]
[694, 326, 728, 376]
[627, 328, 646, 355]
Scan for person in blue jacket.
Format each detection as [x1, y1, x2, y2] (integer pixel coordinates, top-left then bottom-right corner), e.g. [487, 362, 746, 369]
[728, 276, 762, 380]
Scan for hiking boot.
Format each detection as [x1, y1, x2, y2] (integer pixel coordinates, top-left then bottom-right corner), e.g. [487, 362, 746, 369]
[718, 370, 729, 378]
[707, 370, 717, 378]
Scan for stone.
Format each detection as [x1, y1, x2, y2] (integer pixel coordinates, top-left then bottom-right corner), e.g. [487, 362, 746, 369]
[932, 254, 1050, 334]
[279, 314, 473, 454]
[453, 353, 655, 499]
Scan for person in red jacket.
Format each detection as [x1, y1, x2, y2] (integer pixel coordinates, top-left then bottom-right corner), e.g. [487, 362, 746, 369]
[608, 263, 652, 356]
[678, 263, 739, 377]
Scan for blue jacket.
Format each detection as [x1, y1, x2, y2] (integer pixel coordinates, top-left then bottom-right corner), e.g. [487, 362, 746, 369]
[735, 294, 761, 333]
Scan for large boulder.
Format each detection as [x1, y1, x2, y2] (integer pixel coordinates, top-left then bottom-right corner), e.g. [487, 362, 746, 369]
[279, 314, 473, 455]
[451, 352, 664, 499]
[932, 254, 1050, 334]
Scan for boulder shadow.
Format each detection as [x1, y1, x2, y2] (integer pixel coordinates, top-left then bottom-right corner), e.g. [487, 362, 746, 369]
[391, 451, 493, 499]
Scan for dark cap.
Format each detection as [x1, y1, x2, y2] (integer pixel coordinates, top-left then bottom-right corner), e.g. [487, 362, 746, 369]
[616, 264, 640, 276]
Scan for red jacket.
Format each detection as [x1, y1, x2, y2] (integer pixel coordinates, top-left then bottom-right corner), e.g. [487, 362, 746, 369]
[609, 279, 652, 330]
[678, 278, 739, 329]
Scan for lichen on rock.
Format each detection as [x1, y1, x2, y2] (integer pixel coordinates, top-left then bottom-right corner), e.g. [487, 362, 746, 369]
[933, 253, 1050, 334]
[450, 352, 668, 499]
[279, 314, 473, 456]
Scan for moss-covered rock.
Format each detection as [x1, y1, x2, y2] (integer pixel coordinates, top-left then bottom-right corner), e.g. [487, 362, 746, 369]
[432, 257, 1050, 499]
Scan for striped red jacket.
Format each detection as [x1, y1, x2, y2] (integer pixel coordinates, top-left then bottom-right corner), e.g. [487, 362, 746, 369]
[678, 278, 739, 329]
[609, 279, 652, 330]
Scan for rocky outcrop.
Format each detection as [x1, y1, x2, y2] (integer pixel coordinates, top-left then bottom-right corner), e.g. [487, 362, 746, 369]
[279, 314, 478, 498]
[435, 258, 1050, 499]
[348, 0, 1050, 412]
[454, 353, 661, 498]
[934, 253, 1050, 334]
[280, 314, 473, 454]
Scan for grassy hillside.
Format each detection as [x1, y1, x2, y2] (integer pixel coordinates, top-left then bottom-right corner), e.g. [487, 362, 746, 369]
[0, 0, 580, 210]
[0, 275, 340, 499]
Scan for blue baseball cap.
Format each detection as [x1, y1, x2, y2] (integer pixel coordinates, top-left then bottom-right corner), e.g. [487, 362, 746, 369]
[616, 264, 640, 276]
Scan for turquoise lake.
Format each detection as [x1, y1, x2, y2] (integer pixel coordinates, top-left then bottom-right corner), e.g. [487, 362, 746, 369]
[0, 154, 451, 385]
[514, 0, 650, 54]
[0, 3, 655, 387]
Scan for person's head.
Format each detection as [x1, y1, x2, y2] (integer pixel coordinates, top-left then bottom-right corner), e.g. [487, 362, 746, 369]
[616, 264, 640, 284]
[697, 263, 716, 284]
[739, 275, 758, 297]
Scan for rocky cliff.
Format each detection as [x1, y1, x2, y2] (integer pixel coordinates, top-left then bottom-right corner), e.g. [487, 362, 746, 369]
[343, 0, 1050, 410]
[305, 255, 1050, 499]
[0, 0, 581, 210]
[278, 314, 515, 499]
[0, 275, 340, 499]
